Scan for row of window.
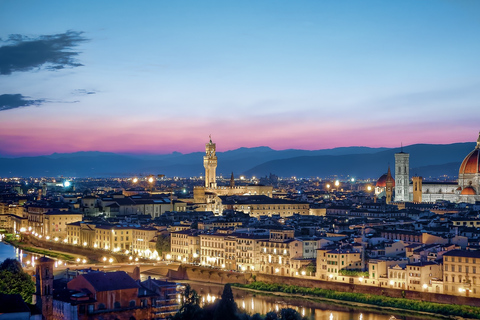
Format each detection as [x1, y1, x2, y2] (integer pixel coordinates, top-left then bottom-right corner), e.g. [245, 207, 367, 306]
[445, 265, 477, 273]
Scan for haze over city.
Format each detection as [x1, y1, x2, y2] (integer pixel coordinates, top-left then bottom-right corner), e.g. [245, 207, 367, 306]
[1, 0, 480, 157]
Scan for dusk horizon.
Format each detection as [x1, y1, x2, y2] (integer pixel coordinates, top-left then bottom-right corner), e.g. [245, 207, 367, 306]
[0, 136, 477, 158]
[1, 1, 480, 157]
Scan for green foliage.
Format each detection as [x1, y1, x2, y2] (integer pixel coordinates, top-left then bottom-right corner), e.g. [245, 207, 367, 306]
[232, 281, 480, 320]
[171, 284, 203, 320]
[265, 311, 278, 320]
[0, 259, 35, 303]
[156, 233, 171, 256]
[280, 308, 302, 320]
[305, 262, 316, 275]
[338, 269, 368, 277]
[21, 247, 74, 261]
[214, 283, 238, 320]
[0, 258, 23, 273]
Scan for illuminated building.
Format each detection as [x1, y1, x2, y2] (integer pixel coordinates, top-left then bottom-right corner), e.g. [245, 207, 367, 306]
[443, 250, 480, 297]
[193, 137, 273, 212]
[395, 150, 410, 202]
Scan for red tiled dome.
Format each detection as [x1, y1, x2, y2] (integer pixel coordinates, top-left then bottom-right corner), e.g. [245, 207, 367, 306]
[459, 149, 480, 175]
[461, 186, 476, 195]
[376, 173, 395, 187]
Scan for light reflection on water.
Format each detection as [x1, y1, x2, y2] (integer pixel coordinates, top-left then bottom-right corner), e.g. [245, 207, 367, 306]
[0, 240, 65, 268]
[140, 276, 420, 320]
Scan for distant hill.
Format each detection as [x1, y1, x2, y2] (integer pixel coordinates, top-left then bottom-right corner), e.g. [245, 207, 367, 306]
[0, 143, 474, 178]
[243, 143, 475, 179]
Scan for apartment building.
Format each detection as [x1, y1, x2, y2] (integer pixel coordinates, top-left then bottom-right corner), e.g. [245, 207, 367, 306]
[443, 250, 480, 298]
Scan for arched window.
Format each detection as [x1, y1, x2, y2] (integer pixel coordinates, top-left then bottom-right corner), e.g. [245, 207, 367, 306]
[98, 303, 106, 310]
[114, 301, 121, 309]
[129, 300, 136, 307]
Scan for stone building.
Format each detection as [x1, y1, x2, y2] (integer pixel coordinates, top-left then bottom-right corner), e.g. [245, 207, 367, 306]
[193, 137, 273, 211]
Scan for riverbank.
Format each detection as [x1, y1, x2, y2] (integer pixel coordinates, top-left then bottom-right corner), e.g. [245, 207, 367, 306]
[164, 279, 419, 320]
[3, 234, 80, 261]
[232, 281, 480, 320]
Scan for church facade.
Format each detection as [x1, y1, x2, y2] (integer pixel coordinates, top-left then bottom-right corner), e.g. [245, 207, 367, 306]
[377, 132, 480, 204]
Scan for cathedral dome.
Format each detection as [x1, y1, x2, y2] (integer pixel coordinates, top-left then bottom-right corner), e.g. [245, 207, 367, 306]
[459, 149, 480, 175]
[461, 186, 476, 195]
[459, 132, 480, 175]
[376, 173, 395, 188]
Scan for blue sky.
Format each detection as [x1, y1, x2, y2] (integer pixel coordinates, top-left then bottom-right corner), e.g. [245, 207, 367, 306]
[0, 0, 479, 156]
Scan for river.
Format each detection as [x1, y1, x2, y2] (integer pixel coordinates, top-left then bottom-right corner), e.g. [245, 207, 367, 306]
[0, 241, 431, 319]
[0, 238, 61, 268]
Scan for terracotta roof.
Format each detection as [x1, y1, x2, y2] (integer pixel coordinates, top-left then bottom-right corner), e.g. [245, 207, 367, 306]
[79, 271, 139, 292]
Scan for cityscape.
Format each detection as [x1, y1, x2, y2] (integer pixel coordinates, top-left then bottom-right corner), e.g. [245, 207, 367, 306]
[2, 1, 480, 320]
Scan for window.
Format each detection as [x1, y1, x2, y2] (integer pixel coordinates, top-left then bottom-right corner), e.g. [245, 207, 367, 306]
[129, 300, 136, 307]
[98, 303, 106, 310]
[114, 301, 121, 308]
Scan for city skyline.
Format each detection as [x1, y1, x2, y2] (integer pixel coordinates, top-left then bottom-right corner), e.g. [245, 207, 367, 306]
[1, 1, 480, 156]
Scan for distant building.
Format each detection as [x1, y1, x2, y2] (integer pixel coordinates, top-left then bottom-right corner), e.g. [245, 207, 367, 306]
[395, 151, 409, 202]
[193, 137, 273, 212]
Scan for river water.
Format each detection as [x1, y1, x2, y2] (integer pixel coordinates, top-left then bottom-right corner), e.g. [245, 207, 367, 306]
[0, 241, 429, 320]
[0, 238, 59, 268]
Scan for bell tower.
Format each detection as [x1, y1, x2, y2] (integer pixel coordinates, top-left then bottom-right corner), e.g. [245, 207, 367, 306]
[395, 148, 410, 202]
[35, 257, 54, 320]
[204, 136, 217, 188]
[385, 167, 394, 204]
[412, 176, 423, 203]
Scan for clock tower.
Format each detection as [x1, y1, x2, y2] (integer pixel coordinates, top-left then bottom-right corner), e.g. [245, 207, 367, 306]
[204, 136, 217, 188]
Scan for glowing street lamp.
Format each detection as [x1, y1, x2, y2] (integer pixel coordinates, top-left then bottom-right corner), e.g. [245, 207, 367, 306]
[132, 177, 138, 183]
[334, 180, 340, 187]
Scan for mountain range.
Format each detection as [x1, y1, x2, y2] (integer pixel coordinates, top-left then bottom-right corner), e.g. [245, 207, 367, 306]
[0, 143, 475, 179]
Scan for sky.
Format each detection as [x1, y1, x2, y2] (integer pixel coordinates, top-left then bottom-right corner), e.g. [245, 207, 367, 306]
[1, 0, 479, 157]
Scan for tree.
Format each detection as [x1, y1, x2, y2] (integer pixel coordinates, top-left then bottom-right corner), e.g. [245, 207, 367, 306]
[213, 283, 238, 320]
[170, 284, 203, 320]
[0, 258, 35, 303]
[156, 233, 171, 256]
[280, 308, 302, 320]
[0, 258, 23, 273]
[265, 311, 278, 320]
